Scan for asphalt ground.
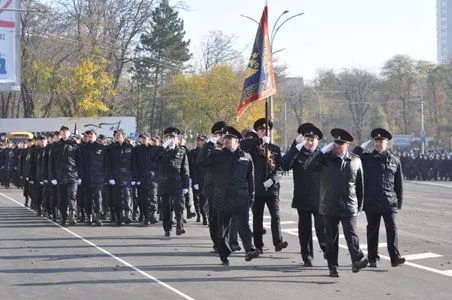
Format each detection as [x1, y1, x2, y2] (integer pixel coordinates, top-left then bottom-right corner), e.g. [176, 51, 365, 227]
[0, 179, 451, 300]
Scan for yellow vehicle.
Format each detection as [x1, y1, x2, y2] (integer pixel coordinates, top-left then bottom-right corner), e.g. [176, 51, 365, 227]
[6, 131, 34, 143]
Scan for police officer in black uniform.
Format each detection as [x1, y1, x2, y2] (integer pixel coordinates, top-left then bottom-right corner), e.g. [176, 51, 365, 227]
[49, 126, 82, 226]
[281, 123, 326, 266]
[156, 127, 190, 237]
[198, 126, 260, 266]
[134, 133, 160, 225]
[355, 128, 405, 268]
[240, 118, 288, 254]
[188, 135, 208, 224]
[305, 128, 368, 277]
[198, 121, 228, 252]
[80, 129, 106, 226]
[106, 129, 136, 225]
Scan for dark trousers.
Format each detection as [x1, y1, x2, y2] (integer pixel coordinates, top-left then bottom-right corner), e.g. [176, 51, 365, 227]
[365, 211, 401, 262]
[111, 185, 132, 212]
[217, 208, 255, 260]
[41, 184, 50, 213]
[297, 209, 326, 262]
[229, 215, 239, 246]
[252, 194, 283, 248]
[207, 193, 219, 248]
[192, 188, 206, 217]
[131, 186, 139, 215]
[324, 215, 364, 269]
[161, 192, 184, 232]
[31, 183, 43, 210]
[58, 183, 78, 218]
[83, 185, 103, 215]
[138, 185, 158, 217]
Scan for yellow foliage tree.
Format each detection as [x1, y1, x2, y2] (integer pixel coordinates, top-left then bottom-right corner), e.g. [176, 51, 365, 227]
[165, 64, 280, 141]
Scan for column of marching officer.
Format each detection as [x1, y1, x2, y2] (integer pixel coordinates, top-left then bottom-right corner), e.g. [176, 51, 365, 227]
[1, 120, 406, 277]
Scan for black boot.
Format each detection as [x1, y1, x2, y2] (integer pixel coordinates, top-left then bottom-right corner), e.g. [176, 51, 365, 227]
[52, 208, 58, 222]
[24, 197, 29, 208]
[150, 211, 158, 224]
[95, 213, 103, 226]
[115, 211, 121, 225]
[124, 211, 132, 224]
[86, 214, 92, 226]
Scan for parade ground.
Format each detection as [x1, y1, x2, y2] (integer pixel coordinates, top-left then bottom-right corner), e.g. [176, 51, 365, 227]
[1, 179, 452, 300]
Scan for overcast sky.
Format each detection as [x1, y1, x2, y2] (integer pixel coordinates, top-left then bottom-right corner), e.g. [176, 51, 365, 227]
[179, 0, 437, 80]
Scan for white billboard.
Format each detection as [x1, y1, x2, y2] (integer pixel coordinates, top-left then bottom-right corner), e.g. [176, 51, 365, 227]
[0, 0, 20, 90]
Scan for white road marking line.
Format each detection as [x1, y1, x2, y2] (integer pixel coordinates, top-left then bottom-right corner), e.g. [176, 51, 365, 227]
[408, 181, 452, 188]
[0, 192, 196, 300]
[264, 219, 452, 278]
[264, 221, 297, 226]
[404, 252, 443, 260]
[360, 243, 387, 249]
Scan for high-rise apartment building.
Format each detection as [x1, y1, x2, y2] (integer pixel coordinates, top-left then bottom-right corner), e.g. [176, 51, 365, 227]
[437, 0, 452, 64]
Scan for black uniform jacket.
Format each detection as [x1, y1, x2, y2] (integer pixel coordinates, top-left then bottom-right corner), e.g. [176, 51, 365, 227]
[105, 141, 136, 185]
[80, 141, 107, 187]
[49, 139, 81, 184]
[240, 138, 282, 197]
[134, 144, 160, 186]
[197, 142, 254, 212]
[155, 145, 190, 194]
[305, 150, 364, 217]
[281, 143, 321, 211]
[354, 147, 403, 212]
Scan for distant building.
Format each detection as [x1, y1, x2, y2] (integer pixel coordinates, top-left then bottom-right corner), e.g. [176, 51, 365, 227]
[437, 0, 452, 64]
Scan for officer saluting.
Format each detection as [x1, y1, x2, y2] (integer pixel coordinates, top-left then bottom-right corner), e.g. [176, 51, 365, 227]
[198, 126, 260, 266]
[156, 127, 190, 237]
[354, 128, 405, 268]
[281, 123, 326, 266]
[305, 128, 367, 277]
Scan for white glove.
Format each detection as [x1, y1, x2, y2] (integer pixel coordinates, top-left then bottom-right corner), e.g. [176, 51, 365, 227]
[263, 178, 274, 189]
[51, 179, 58, 185]
[193, 184, 199, 190]
[43, 179, 48, 184]
[295, 134, 305, 144]
[29, 180, 34, 184]
[321, 142, 334, 154]
[40, 181, 44, 185]
[295, 139, 306, 151]
[182, 188, 189, 195]
[262, 136, 270, 144]
[131, 181, 136, 186]
[361, 140, 372, 149]
[207, 137, 218, 145]
[136, 181, 141, 186]
[162, 139, 171, 148]
[77, 179, 82, 185]
[108, 179, 116, 185]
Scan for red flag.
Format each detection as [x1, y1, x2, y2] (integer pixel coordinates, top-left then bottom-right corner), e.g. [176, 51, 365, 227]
[237, 5, 276, 120]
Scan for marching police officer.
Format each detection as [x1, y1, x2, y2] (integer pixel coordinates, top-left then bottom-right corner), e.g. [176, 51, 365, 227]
[134, 133, 160, 225]
[281, 123, 326, 266]
[355, 128, 406, 268]
[156, 127, 190, 237]
[240, 118, 288, 254]
[49, 126, 82, 226]
[305, 128, 367, 277]
[198, 126, 260, 265]
[188, 135, 208, 224]
[198, 121, 228, 252]
[80, 129, 106, 226]
[106, 129, 136, 225]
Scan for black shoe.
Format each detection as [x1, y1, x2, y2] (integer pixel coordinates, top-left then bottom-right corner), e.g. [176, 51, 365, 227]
[230, 244, 241, 252]
[275, 241, 288, 252]
[60, 217, 67, 226]
[352, 258, 369, 273]
[182, 218, 187, 224]
[165, 231, 170, 237]
[262, 228, 267, 235]
[369, 261, 378, 268]
[202, 218, 208, 225]
[196, 215, 201, 223]
[391, 257, 406, 267]
[329, 267, 339, 277]
[245, 249, 260, 262]
[124, 217, 131, 225]
[256, 247, 264, 254]
[176, 228, 186, 235]
[221, 259, 230, 266]
[150, 212, 158, 224]
[303, 260, 313, 267]
[86, 215, 92, 226]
